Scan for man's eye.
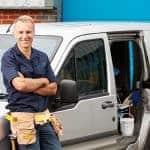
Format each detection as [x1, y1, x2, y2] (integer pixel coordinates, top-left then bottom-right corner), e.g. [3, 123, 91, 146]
[26, 31, 32, 34]
[19, 31, 23, 34]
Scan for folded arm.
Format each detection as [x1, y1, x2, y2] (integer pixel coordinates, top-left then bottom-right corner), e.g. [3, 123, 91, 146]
[12, 72, 57, 96]
[12, 72, 49, 93]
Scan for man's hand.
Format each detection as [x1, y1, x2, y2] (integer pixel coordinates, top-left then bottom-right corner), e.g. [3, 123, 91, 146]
[39, 78, 49, 87]
[33, 82, 57, 96]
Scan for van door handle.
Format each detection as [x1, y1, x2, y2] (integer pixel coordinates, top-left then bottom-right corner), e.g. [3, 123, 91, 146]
[102, 101, 114, 109]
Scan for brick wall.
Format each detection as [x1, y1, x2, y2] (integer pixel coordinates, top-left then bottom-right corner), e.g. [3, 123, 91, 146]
[0, 9, 57, 24]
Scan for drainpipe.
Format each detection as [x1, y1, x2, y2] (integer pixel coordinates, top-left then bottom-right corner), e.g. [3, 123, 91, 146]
[54, 0, 63, 21]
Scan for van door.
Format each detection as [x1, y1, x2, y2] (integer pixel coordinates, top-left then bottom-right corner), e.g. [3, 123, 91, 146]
[54, 33, 118, 143]
[143, 31, 150, 64]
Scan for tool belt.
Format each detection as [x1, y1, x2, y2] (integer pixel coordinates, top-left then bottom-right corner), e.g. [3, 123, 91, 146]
[5, 109, 63, 145]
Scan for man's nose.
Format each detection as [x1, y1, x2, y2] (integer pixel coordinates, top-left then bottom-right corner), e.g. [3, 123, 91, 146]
[22, 33, 28, 38]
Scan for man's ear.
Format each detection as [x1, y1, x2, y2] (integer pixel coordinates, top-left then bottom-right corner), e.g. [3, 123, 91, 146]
[13, 30, 18, 40]
[10, 24, 15, 34]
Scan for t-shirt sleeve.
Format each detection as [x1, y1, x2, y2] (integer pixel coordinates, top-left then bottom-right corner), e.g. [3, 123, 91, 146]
[1, 52, 18, 87]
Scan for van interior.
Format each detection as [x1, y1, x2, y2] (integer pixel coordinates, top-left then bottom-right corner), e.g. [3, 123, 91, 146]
[109, 32, 144, 138]
[110, 39, 142, 102]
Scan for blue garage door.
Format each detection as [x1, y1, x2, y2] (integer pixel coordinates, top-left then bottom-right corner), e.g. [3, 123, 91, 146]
[63, 0, 150, 22]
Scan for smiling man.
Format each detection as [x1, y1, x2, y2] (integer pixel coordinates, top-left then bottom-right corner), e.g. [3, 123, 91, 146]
[13, 16, 34, 58]
[1, 15, 62, 150]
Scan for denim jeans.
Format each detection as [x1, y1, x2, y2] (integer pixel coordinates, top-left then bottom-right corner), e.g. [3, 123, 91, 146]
[18, 123, 62, 150]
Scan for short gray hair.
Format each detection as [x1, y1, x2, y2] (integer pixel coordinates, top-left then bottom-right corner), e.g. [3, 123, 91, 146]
[12, 15, 34, 32]
[14, 15, 34, 25]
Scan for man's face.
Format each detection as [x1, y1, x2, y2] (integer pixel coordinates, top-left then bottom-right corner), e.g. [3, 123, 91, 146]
[13, 21, 34, 50]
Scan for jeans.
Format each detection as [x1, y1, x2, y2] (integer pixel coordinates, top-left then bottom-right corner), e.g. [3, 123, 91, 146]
[18, 123, 62, 150]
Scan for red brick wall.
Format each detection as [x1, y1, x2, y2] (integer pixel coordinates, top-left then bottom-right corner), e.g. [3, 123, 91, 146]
[0, 9, 57, 24]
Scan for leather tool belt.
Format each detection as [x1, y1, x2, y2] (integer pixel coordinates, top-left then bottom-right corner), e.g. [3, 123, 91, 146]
[5, 109, 63, 145]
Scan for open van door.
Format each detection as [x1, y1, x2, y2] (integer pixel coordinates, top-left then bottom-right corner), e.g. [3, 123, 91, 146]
[135, 31, 150, 149]
[53, 33, 118, 144]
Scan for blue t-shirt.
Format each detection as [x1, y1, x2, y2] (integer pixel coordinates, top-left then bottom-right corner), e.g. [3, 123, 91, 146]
[1, 44, 56, 112]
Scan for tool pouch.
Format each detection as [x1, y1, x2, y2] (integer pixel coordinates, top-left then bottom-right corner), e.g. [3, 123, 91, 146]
[50, 113, 63, 136]
[10, 113, 36, 145]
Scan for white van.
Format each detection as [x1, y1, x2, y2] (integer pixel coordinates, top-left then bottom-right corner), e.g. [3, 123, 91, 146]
[0, 22, 150, 150]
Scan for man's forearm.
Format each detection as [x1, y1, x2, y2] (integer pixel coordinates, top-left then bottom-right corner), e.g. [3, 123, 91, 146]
[12, 77, 49, 92]
[22, 78, 48, 92]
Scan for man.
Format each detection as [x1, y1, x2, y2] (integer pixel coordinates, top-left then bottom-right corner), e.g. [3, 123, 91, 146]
[1, 15, 62, 150]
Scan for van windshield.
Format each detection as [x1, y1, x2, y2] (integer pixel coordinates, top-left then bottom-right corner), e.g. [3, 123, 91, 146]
[0, 34, 62, 95]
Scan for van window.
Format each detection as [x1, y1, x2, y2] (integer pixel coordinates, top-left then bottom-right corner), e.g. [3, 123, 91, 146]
[75, 39, 107, 96]
[58, 39, 107, 99]
[33, 35, 62, 60]
[58, 50, 76, 81]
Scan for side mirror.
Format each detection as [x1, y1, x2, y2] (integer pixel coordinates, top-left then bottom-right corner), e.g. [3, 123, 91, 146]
[60, 80, 78, 103]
